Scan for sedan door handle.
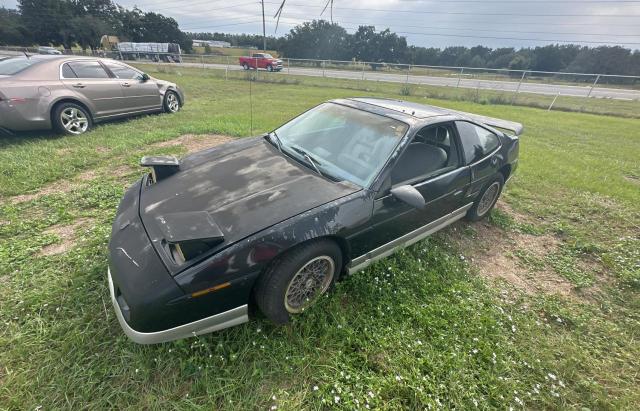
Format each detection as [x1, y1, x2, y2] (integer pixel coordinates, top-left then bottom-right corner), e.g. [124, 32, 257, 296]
[121, 82, 131, 87]
[72, 83, 86, 88]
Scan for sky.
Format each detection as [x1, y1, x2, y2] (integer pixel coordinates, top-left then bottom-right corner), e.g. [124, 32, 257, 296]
[3, 0, 640, 49]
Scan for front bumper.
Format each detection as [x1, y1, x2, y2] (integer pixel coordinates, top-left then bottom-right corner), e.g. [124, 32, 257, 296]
[108, 268, 248, 344]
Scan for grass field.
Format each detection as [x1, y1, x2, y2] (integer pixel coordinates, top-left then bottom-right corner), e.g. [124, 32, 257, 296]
[0, 70, 639, 410]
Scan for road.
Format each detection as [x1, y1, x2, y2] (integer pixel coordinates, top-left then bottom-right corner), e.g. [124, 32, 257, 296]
[180, 62, 640, 101]
[2, 51, 638, 101]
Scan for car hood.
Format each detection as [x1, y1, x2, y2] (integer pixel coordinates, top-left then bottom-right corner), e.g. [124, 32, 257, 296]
[139, 137, 360, 270]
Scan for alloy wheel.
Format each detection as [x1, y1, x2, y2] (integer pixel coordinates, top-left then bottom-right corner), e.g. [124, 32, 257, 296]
[166, 93, 180, 112]
[477, 181, 501, 216]
[60, 107, 89, 135]
[284, 256, 335, 313]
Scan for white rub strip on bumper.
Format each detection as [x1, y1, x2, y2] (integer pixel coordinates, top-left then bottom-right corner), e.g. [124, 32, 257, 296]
[107, 268, 248, 344]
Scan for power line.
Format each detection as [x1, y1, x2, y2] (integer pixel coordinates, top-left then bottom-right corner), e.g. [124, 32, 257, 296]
[181, 19, 640, 45]
[262, 1, 640, 17]
[182, 18, 640, 38]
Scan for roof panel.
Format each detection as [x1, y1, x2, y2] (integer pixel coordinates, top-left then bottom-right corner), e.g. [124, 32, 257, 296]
[349, 98, 450, 118]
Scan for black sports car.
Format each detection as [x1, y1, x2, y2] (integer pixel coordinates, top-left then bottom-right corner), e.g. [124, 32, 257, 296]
[108, 98, 522, 344]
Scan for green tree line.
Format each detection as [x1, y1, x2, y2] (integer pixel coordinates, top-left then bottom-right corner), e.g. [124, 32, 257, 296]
[189, 20, 640, 76]
[0, 0, 192, 52]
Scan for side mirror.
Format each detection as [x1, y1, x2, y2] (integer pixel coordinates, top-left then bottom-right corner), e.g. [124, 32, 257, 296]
[141, 73, 150, 81]
[390, 185, 426, 210]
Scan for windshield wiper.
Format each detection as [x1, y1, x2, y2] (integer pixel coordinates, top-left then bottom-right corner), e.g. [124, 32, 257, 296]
[268, 131, 283, 153]
[290, 146, 324, 178]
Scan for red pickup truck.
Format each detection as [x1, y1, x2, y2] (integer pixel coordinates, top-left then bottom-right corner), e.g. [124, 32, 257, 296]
[239, 53, 283, 72]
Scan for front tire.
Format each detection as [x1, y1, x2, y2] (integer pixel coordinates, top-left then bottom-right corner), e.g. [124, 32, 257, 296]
[52, 102, 92, 135]
[267, 64, 273, 72]
[163, 90, 180, 113]
[466, 174, 504, 221]
[242, 63, 249, 70]
[254, 240, 342, 324]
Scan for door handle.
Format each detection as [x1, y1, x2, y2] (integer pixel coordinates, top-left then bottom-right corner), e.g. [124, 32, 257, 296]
[72, 83, 86, 88]
[121, 82, 131, 87]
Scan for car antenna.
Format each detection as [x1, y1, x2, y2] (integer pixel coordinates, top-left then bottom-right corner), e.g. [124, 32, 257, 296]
[23, 49, 30, 59]
[249, 67, 253, 135]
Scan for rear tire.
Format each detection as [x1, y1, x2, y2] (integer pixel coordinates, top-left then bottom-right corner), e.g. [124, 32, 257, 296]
[52, 102, 92, 136]
[254, 240, 342, 324]
[466, 174, 504, 221]
[163, 90, 180, 113]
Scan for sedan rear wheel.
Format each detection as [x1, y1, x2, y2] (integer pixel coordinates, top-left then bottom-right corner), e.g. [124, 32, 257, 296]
[254, 240, 342, 324]
[53, 103, 92, 135]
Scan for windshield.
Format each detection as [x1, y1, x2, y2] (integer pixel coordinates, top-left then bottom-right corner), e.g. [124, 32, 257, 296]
[273, 103, 408, 187]
[263, 54, 273, 58]
[0, 57, 40, 75]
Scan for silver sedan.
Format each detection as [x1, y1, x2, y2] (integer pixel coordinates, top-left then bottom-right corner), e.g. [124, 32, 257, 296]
[0, 55, 184, 135]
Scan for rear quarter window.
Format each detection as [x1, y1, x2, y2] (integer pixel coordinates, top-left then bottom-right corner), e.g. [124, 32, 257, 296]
[455, 121, 501, 164]
[0, 58, 39, 75]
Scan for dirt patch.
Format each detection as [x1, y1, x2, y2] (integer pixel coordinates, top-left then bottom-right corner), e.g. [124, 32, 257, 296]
[624, 175, 640, 185]
[38, 218, 93, 256]
[9, 180, 78, 204]
[451, 218, 575, 298]
[444, 200, 585, 299]
[95, 146, 111, 154]
[152, 134, 235, 154]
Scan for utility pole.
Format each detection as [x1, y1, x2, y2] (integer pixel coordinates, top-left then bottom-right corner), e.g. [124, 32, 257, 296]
[261, 0, 267, 51]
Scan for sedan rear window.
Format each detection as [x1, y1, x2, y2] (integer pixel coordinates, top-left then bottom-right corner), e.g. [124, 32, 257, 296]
[0, 57, 39, 75]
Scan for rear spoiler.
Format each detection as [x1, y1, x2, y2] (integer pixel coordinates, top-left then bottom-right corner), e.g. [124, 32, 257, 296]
[448, 109, 524, 136]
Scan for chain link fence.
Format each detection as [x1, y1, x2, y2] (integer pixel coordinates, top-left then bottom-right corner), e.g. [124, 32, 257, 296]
[2, 46, 639, 116]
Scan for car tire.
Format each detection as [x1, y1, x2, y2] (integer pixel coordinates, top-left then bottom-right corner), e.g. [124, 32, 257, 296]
[466, 173, 504, 222]
[254, 239, 342, 324]
[242, 63, 249, 70]
[163, 90, 180, 113]
[52, 102, 92, 136]
[267, 64, 273, 72]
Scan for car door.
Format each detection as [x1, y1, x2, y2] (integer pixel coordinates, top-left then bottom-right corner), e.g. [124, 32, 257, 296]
[454, 121, 502, 199]
[60, 60, 126, 118]
[102, 61, 162, 112]
[363, 123, 472, 253]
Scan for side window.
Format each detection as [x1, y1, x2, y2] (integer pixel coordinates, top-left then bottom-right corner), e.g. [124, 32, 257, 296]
[61, 63, 77, 79]
[455, 121, 500, 164]
[66, 61, 110, 79]
[391, 123, 459, 185]
[104, 62, 142, 80]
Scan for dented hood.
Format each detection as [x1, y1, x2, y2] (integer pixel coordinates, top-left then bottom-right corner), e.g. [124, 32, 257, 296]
[139, 137, 359, 270]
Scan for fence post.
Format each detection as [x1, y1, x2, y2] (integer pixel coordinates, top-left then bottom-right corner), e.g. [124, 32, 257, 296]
[362, 61, 365, 80]
[322, 60, 325, 77]
[406, 65, 410, 84]
[548, 92, 560, 111]
[587, 74, 600, 98]
[456, 67, 464, 88]
[287, 58, 290, 75]
[225, 55, 229, 80]
[515, 71, 527, 94]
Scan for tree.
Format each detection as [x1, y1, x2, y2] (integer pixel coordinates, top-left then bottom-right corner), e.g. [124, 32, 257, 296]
[19, 0, 74, 47]
[0, 8, 30, 46]
[280, 20, 349, 60]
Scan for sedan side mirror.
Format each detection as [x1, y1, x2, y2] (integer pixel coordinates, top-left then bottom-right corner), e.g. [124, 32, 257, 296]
[390, 185, 426, 210]
[141, 73, 150, 81]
